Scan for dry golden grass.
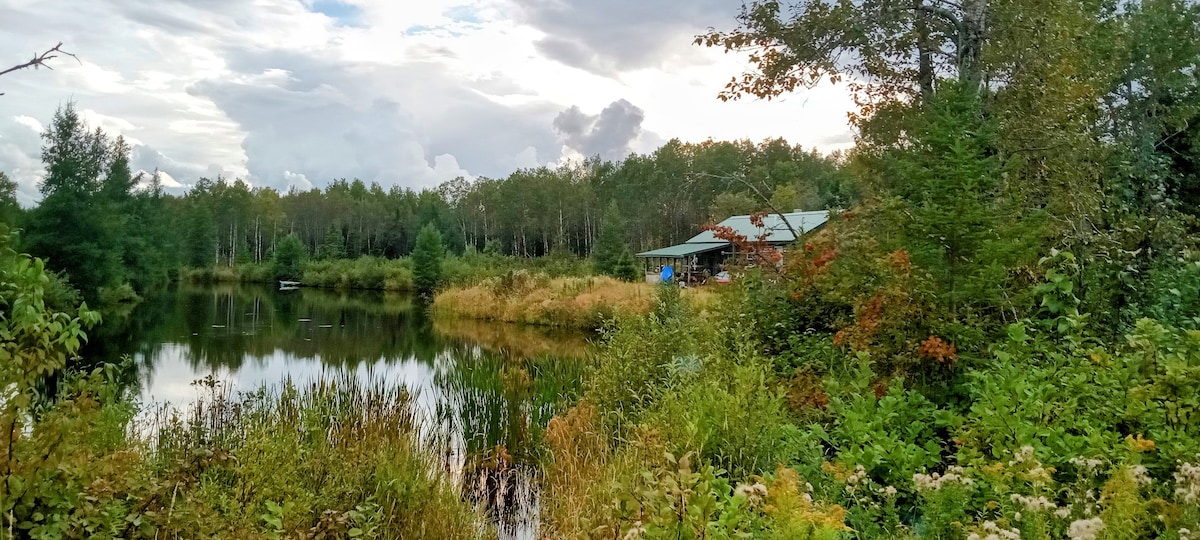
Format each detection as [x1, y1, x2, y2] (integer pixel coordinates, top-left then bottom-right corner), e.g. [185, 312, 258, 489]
[432, 274, 714, 329]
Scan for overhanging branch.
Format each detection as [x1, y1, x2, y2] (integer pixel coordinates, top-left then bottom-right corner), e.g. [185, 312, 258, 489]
[0, 42, 79, 96]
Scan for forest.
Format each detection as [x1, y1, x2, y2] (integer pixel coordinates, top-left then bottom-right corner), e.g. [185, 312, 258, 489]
[4, 0, 1200, 539]
[0, 104, 848, 303]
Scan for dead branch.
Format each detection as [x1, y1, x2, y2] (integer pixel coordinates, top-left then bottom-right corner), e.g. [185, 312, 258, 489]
[0, 42, 79, 95]
[692, 171, 802, 241]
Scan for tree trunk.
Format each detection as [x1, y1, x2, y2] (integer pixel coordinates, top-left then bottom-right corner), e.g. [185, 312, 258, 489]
[915, 0, 935, 103]
[958, 0, 987, 92]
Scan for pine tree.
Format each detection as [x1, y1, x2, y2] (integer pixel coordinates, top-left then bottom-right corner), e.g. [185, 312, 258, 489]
[612, 248, 641, 282]
[412, 223, 444, 297]
[321, 221, 346, 260]
[592, 204, 625, 276]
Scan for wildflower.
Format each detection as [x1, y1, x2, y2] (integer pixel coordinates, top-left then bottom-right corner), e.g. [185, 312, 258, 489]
[1130, 465, 1152, 487]
[914, 467, 975, 492]
[1068, 457, 1104, 473]
[1054, 506, 1072, 519]
[974, 520, 1021, 540]
[622, 521, 646, 540]
[1126, 434, 1155, 453]
[735, 482, 769, 505]
[1011, 494, 1057, 512]
[1067, 517, 1104, 540]
[1175, 460, 1200, 503]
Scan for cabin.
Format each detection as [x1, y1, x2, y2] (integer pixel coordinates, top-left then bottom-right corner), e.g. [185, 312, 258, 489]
[636, 210, 830, 284]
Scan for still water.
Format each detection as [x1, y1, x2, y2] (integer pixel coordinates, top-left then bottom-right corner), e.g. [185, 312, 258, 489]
[88, 283, 591, 539]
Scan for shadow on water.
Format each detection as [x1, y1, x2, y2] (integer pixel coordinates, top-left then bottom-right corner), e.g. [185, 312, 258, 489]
[85, 282, 591, 540]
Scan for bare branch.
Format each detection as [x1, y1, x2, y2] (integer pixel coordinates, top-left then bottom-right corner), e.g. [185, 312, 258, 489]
[692, 171, 803, 241]
[0, 42, 79, 96]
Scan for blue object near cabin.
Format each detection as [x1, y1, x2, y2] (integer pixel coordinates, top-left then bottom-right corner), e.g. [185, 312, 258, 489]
[660, 265, 674, 282]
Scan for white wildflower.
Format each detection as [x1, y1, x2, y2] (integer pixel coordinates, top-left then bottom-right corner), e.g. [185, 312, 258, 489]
[1175, 461, 1200, 503]
[1067, 517, 1104, 540]
[980, 520, 1021, 540]
[1130, 465, 1152, 487]
[914, 467, 975, 492]
[1011, 494, 1057, 512]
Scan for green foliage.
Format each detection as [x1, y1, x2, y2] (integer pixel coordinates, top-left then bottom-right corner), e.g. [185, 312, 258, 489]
[815, 355, 952, 488]
[611, 248, 640, 282]
[412, 223, 444, 296]
[647, 361, 809, 479]
[320, 221, 347, 260]
[592, 203, 627, 277]
[271, 234, 306, 281]
[0, 171, 21, 227]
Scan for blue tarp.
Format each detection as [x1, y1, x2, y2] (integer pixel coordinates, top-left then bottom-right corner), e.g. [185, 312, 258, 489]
[660, 265, 674, 282]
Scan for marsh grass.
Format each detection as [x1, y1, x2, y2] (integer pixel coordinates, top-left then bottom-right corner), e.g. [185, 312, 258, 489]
[7, 370, 495, 540]
[433, 274, 720, 328]
[139, 374, 492, 539]
[433, 346, 586, 538]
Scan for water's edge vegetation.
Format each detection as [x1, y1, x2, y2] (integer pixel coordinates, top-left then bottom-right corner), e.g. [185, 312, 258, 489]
[6, 0, 1200, 538]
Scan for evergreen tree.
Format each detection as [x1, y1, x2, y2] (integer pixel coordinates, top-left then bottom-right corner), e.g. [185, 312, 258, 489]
[592, 204, 626, 276]
[412, 223, 444, 297]
[185, 206, 217, 267]
[272, 234, 306, 281]
[612, 248, 641, 282]
[320, 221, 346, 260]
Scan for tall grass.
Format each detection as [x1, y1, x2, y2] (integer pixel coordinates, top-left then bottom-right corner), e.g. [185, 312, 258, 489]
[8, 371, 495, 539]
[433, 272, 718, 329]
[432, 273, 657, 328]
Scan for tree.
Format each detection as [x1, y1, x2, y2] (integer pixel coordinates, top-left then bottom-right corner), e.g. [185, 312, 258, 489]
[592, 204, 626, 276]
[697, 0, 990, 106]
[23, 103, 123, 302]
[272, 234, 306, 281]
[612, 248, 641, 283]
[709, 192, 759, 221]
[0, 172, 20, 226]
[320, 221, 346, 260]
[412, 223, 444, 297]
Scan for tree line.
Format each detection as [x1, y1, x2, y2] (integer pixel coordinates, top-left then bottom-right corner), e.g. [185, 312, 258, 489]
[0, 107, 849, 301]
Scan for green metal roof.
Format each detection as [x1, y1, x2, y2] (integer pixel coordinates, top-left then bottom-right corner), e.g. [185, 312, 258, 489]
[636, 242, 727, 258]
[685, 211, 829, 244]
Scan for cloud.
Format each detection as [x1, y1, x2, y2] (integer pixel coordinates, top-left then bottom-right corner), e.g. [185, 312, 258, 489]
[0, 0, 858, 206]
[553, 99, 648, 161]
[512, 0, 737, 73]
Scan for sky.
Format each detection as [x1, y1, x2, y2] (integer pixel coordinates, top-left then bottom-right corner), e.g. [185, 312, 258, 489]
[0, 0, 857, 206]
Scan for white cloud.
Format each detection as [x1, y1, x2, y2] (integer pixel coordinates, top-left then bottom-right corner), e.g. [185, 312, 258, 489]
[0, 0, 857, 205]
[12, 115, 42, 134]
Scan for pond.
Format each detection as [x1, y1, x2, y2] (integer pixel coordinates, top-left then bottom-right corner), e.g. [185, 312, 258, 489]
[87, 283, 592, 540]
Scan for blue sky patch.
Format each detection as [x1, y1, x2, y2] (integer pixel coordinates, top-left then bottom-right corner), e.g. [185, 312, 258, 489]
[311, 0, 360, 26]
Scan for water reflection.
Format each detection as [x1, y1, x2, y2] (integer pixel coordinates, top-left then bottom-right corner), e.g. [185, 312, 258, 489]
[90, 283, 589, 539]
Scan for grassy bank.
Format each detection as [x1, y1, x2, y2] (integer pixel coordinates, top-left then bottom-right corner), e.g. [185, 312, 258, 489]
[4, 371, 493, 539]
[180, 252, 593, 293]
[432, 272, 716, 328]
